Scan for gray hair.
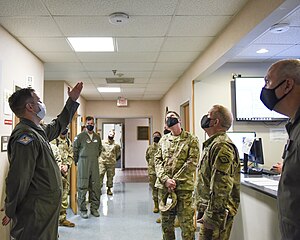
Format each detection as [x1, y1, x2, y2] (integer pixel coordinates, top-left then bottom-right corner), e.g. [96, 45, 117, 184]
[272, 59, 300, 84]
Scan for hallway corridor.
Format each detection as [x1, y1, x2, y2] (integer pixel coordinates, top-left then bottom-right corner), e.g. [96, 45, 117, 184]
[59, 170, 185, 239]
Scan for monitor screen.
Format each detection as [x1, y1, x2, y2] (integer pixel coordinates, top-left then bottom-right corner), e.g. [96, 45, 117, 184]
[234, 77, 288, 121]
[248, 138, 264, 165]
[227, 132, 256, 160]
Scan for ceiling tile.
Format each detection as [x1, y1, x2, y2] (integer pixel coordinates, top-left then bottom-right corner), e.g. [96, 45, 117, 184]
[236, 44, 295, 57]
[44, 71, 90, 80]
[54, 16, 171, 37]
[0, 17, 62, 37]
[117, 37, 164, 52]
[157, 51, 200, 62]
[151, 71, 182, 78]
[19, 37, 72, 52]
[35, 52, 79, 62]
[148, 78, 177, 83]
[44, 63, 85, 71]
[44, 0, 178, 16]
[168, 16, 232, 37]
[275, 45, 300, 57]
[154, 62, 190, 71]
[77, 52, 158, 62]
[89, 71, 152, 78]
[0, 0, 49, 16]
[83, 62, 155, 72]
[161, 37, 213, 52]
[176, 0, 248, 15]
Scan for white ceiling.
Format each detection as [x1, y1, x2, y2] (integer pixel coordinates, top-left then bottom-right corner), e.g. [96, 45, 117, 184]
[0, 0, 299, 100]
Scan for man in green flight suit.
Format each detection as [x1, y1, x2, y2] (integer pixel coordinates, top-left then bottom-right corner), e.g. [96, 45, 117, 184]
[73, 116, 102, 218]
[99, 130, 121, 196]
[1, 82, 82, 240]
[52, 128, 75, 227]
[155, 111, 200, 240]
[146, 131, 161, 213]
[194, 105, 240, 240]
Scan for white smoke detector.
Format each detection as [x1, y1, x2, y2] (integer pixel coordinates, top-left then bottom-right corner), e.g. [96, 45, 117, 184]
[269, 23, 290, 33]
[109, 12, 129, 25]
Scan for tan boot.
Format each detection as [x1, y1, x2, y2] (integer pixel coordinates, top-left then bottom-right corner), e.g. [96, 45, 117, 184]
[153, 200, 159, 213]
[107, 188, 113, 195]
[174, 217, 180, 228]
[59, 219, 75, 227]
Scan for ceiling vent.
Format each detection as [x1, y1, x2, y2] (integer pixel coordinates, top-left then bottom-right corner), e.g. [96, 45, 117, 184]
[109, 12, 130, 25]
[106, 78, 134, 84]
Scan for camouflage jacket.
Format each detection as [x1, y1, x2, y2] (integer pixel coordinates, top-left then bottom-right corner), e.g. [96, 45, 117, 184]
[194, 132, 240, 228]
[51, 136, 73, 167]
[99, 139, 121, 164]
[146, 142, 159, 175]
[154, 130, 199, 191]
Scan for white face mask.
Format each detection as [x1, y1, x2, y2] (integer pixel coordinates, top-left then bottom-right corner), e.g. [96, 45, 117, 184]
[36, 102, 46, 120]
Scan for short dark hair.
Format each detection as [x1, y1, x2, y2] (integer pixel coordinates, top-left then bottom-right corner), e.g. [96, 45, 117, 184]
[8, 88, 35, 117]
[153, 131, 162, 137]
[86, 116, 94, 122]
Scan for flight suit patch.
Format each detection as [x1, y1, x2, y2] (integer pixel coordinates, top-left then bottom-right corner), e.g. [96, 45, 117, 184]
[17, 134, 33, 145]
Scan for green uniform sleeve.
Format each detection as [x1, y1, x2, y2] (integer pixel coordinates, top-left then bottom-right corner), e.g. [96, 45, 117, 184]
[145, 146, 151, 164]
[73, 135, 80, 164]
[203, 143, 237, 227]
[115, 144, 121, 160]
[5, 134, 38, 218]
[154, 144, 169, 184]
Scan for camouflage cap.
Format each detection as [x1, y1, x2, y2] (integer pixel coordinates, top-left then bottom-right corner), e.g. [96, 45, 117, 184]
[159, 192, 177, 212]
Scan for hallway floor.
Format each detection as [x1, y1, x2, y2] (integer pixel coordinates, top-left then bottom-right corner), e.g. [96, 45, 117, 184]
[59, 169, 191, 239]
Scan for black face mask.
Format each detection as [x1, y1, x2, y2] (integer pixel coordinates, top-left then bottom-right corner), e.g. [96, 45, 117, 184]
[108, 136, 114, 140]
[86, 125, 94, 131]
[163, 129, 171, 135]
[153, 136, 161, 143]
[260, 80, 290, 110]
[61, 129, 68, 136]
[201, 114, 212, 129]
[166, 117, 179, 128]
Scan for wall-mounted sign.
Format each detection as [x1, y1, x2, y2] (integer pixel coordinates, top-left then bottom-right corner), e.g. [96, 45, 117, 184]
[4, 119, 12, 125]
[1, 136, 9, 152]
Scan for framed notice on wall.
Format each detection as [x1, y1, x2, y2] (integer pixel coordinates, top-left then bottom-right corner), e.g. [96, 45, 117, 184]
[137, 126, 149, 140]
[1, 136, 9, 152]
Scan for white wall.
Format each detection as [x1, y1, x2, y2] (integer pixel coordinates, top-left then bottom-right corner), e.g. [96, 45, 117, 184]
[194, 62, 286, 169]
[124, 118, 149, 168]
[0, 26, 44, 240]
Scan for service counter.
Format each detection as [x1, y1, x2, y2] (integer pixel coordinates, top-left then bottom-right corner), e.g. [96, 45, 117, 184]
[230, 174, 281, 240]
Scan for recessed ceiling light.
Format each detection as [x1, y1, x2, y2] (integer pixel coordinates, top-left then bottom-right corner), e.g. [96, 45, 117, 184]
[269, 23, 290, 33]
[256, 48, 269, 54]
[97, 87, 121, 93]
[67, 37, 115, 52]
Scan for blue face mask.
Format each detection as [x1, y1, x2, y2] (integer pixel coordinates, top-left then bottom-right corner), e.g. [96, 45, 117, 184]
[36, 102, 46, 120]
[260, 80, 290, 110]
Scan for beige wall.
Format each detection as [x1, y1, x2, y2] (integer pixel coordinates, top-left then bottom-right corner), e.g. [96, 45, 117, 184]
[0, 26, 44, 239]
[86, 100, 162, 133]
[44, 81, 86, 124]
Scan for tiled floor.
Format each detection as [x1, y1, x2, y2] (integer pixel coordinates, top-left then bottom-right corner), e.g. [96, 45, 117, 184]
[59, 169, 186, 240]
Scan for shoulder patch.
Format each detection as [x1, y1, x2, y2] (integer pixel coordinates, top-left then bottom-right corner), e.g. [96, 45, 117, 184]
[17, 134, 34, 145]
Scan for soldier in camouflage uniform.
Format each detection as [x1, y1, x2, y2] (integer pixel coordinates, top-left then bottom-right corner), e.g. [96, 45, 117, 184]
[145, 131, 162, 213]
[155, 111, 200, 240]
[52, 128, 75, 227]
[194, 105, 240, 240]
[99, 130, 121, 196]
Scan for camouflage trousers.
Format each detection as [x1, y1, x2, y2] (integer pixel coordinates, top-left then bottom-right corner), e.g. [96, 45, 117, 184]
[198, 215, 234, 240]
[59, 175, 70, 222]
[99, 162, 115, 189]
[149, 174, 158, 202]
[158, 189, 195, 240]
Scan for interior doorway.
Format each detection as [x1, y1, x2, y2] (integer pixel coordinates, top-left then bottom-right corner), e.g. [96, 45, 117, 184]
[181, 101, 190, 132]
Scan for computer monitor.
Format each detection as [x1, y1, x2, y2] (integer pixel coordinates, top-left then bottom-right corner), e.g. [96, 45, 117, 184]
[226, 132, 256, 160]
[248, 138, 264, 166]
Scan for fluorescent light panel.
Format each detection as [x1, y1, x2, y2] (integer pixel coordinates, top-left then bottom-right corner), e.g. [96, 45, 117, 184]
[67, 37, 115, 52]
[97, 87, 121, 93]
